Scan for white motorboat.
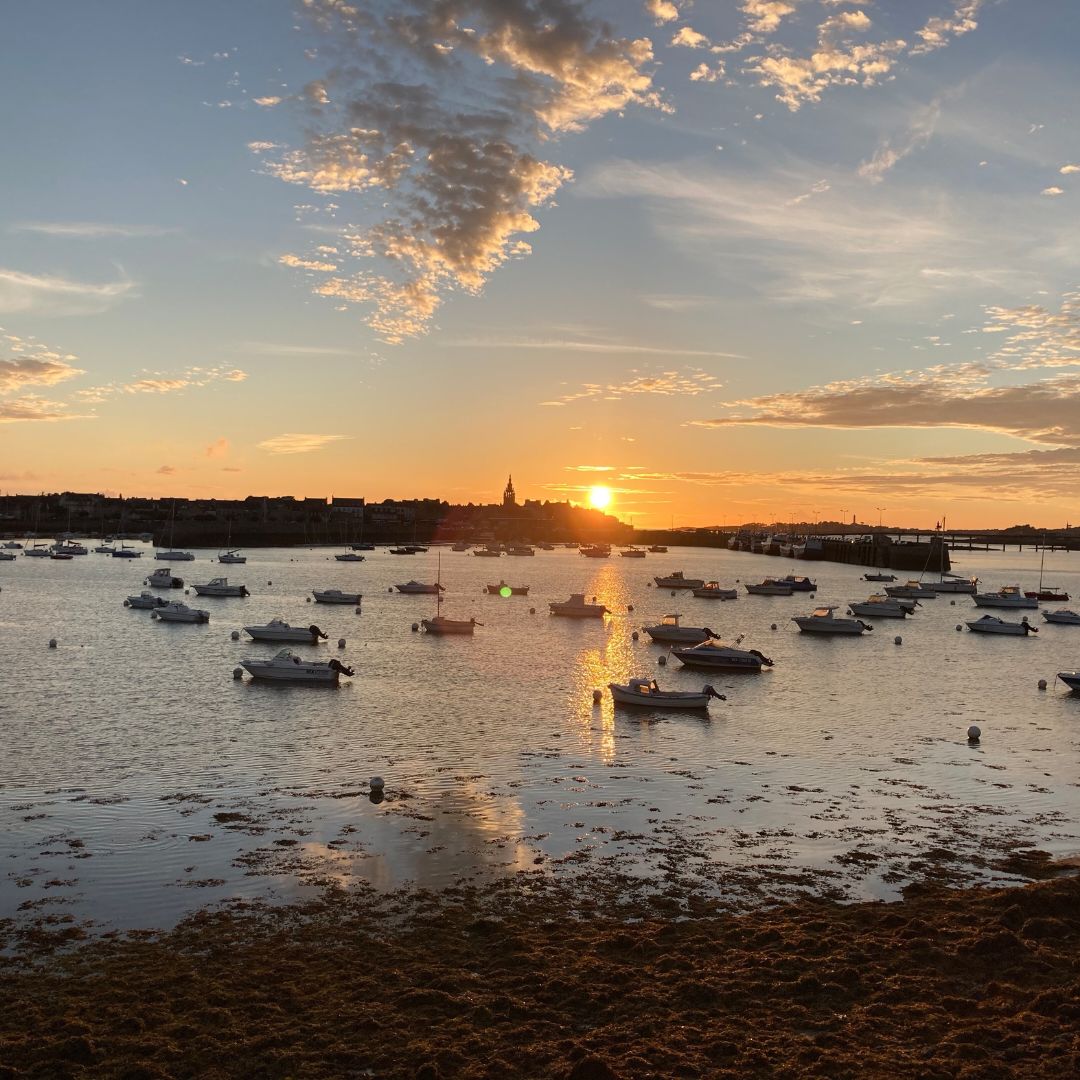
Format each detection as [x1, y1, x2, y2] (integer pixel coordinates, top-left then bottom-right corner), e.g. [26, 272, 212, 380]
[608, 678, 724, 710]
[864, 572, 897, 582]
[966, 614, 1037, 635]
[335, 552, 365, 562]
[619, 547, 646, 558]
[240, 649, 354, 683]
[642, 615, 716, 644]
[146, 568, 184, 589]
[792, 606, 872, 635]
[485, 580, 529, 596]
[244, 619, 328, 643]
[848, 594, 912, 619]
[156, 549, 196, 561]
[745, 579, 794, 596]
[884, 580, 937, 599]
[218, 548, 247, 564]
[693, 582, 738, 600]
[395, 580, 444, 594]
[930, 576, 978, 594]
[654, 571, 704, 589]
[1058, 672, 1080, 691]
[1043, 609, 1080, 625]
[972, 585, 1038, 609]
[312, 589, 362, 605]
[125, 591, 167, 609]
[671, 637, 773, 671]
[192, 577, 250, 597]
[549, 593, 609, 618]
[152, 602, 210, 623]
[112, 544, 143, 559]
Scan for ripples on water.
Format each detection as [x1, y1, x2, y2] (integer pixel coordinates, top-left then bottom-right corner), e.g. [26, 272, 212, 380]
[2, 545, 1078, 929]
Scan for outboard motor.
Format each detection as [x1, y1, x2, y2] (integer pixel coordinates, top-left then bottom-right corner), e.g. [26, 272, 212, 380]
[703, 685, 726, 701]
[748, 649, 774, 666]
[240, 585, 250, 596]
[329, 658, 355, 677]
[309, 624, 328, 640]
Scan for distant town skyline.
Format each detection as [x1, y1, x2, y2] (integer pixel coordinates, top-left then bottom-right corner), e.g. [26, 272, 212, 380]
[3, 1, 1080, 528]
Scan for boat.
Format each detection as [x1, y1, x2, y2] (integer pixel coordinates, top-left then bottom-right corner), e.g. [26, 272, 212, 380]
[966, 614, 1037, 635]
[1042, 609, 1080, 625]
[848, 595, 911, 618]
[124, 590, 167, 609]
[50, 551, 74, 560]
[1026, 536, 1069, 600]
[152, 602, 210, 623]
[1057, 672, 1080, 691]
[884, 580, 937, 600]
[240, 649, 354, 683]
[692, 582, 738, 600]
[864, 572, 896, 582]
[778, 574, 816, 591]
[192, 577, 250, 597]
[745, 579, 794, 596]
[145, 568, 184, 589]
[472, 547, 502, 557]
[53, 540, 88, 556]
[792, 606, 872, 635]
[351, 543, 375, 551]
[395, 580, 444, 594]
[654, 571, 704, 590]
[157, 503, 195, 560]
[2, 541, 22, 549]
[642, 615, 716, 644]
[94, 543, 116, 554]
[972, 585, 1038, 609]
[23, 542, 51, 557]
[244, 619, 328, 643]
[0, 550, 15, 561]
[485, 580, 529, 596]
[608, 678, 724, 710]
[421, 553, 480, 634]
[930, 578, 978, 594]
[218, 548, 247, 564]
[648, 545, 668, 553]
[620, 547, 647, 558]
[671, 637, 773, 671]
[537, 543, 555, 551]
[334, 552, 365, 562]
[507, 545, 535, 557]
[112, 544, 143, 559]
[451, 543, 470, 552]
[580, 544, 611, 558]
[549, 593, 609, 618]
[312, 589, 362, 605]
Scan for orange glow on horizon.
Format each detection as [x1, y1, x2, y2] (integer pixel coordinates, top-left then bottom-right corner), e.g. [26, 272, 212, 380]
[588, 485, 612, 510]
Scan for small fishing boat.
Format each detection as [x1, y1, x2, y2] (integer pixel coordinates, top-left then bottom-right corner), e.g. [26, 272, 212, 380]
[240, 649, 354, 683]
[50, 551, 74, 560]
[2, 541, 22, 549]
[507, 545, 535, 557]
[654, 571, 704, 589]
[1057, 672, 1080, 691]
[549, 593, 609, 618]
[312, 589, 361, 605]
[930, 576, 978, 594]
[112, 544, 143, 559]
[884, 580, 937, 599]
[156, 549, 195, 561]
[619, 547, 646, 558]
[745, 579, 794, 596]
[966, 614, 1037, 635]
[485, 580, 529, 596]
[389, 546, 417, 555]
[972, 585, 1038, 609]
[23, 542, 51, 557]
[335, 551, 365, 562]
[1042, 609, 1080, 625]
[608, 678, 724, 710]
[692, 582, 738, 600]
[218, 548, 247, 564]
[152, 602, 210, 623]
[53, 541, 88, 556]
[648, 545, 668, 553]
[145, 568, 184, 589]
[580, 545, 611, 558]
[848, 595, 912, 619]
[863, 572, 897, 582]
[192, 577, 250, 597]
[472, 547, 502, 557]
[778, 574, 816, 592]
[671, 637, 773, 671]
[0, 550, 15, 561]
[395, 580, 444, 594]
[351, 543, 375, 551]
[244, 619, 328, 643]
[792, 606, 872, 635]
[125, 591, 168, 609]
[642, 615, 716, 644]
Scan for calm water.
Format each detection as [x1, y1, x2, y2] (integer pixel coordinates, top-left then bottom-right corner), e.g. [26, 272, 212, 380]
[2, 544, 1079, 930]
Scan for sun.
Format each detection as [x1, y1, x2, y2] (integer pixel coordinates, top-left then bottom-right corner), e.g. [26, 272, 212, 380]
[588, 485, 613, 510]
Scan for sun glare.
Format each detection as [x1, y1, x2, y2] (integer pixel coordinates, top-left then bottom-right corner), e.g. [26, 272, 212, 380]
[588, 485, 613, 509]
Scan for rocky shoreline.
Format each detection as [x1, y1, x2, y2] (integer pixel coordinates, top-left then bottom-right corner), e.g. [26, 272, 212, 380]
[2, 867, 1078, 1078]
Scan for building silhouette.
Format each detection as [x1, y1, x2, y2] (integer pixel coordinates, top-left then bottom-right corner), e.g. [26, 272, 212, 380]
[502, 474, 516, 508]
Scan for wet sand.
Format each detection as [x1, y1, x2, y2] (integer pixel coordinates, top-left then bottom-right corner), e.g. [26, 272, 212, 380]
[2, 865, 1078, 1078]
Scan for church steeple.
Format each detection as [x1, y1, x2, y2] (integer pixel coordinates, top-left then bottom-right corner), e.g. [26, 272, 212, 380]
[503, 474, 516, 507]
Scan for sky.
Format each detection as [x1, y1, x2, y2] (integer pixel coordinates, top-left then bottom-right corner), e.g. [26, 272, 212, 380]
[2, 0, 1079, 528]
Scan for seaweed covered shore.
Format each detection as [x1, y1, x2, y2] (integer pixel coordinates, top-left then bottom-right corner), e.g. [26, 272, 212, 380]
[1, 871, 1078, 1079]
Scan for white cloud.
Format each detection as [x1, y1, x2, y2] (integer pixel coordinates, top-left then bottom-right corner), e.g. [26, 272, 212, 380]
[858, 98, 942, 183]
[1041, 186, 1065, 197]
[1060, 165, 1080, 175]
[645, 0, 680, 24]
[0, 268, 136, 316]
[253, 96, 283, 107]
[910, 0, 984, 56]
[257, 432, 350, 454]
[11, 222, 177, 239]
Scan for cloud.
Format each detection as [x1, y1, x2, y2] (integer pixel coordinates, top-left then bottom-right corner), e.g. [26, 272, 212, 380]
[263, 0, 664, 340]
[247, 141, 282, 153]
[253, 96, 283, 107]
[1061, 165, 1080, 175]
[0, 396, 84, 424]
[565, 464, 615, 472]
[156, 465, 177, 475]
[0, 268, 136, 316]
[858, 98, 942, 183]
[76, 365, 247, 404]
[542, 367, 723, 405]
[278, 253, 338, 272]
[206, 437, 230, 459]
[672, 27, 711, 49]
[239, 341, 354, 357]
[645, 0, 680, 24]
[257, 432, 350, 455]
[909, 0, 984, 56]
[11, 222, 178, 239]
[0, 334, 84, 394]
[980, 290, 1080, 369]
[1041, 186, 1065, 197]
[124, 378, 191, 394]
[451, 335, 742, 359]
[742, 1, 800, 36]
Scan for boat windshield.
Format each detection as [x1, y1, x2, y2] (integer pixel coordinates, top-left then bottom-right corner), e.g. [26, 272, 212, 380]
[812, 607, 832, 617]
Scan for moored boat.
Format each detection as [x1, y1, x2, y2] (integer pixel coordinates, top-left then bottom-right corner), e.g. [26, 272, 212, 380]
[792, 606, 871, 635]
[124, 590, 167, 609]
[240, 649, 353, 683]
[619, 547, 646, 558]
[112, 544, 143, 559]
[550, 593, 608, 618]
[884, 580, 937, 600]
[156, 549, 196, 561]
[335, 552, 365, 562]
[692, 582, 738, 600]
[671, 637, 773, 671]
[192, 577, 250, 597]
[244, 619, 328, 643]
[966, 614, 1037, 635]
[608, 678, 724, 710]
[580, 544, 611, 558]
[648, 545, 668, 553]
[642, 615, 715, 644]
[395, 580, 444, 594]
[930, 576, 978, 594]
[745, 579, 794, 596]
[972, 585, 1038, 609]
[485, 580, 529, 596]
[0, 550, 15, 561]
[146, 568, 184, 589]
[1025, 588, 1070, 602]
[218, 548, 247, 564]
[1058, 671, 1080, 691]
[848, 594, 912, 619]
[152, 602, 210, 623]
[654, 571, 704, 590]
[312, 589, 361, 605]
[1042, 609, 1080, 625]
[778, 574, 816, 591]
[864, 572, 897, 582]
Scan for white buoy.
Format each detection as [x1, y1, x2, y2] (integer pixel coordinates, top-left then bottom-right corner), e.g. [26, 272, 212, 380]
[411, 622, 419, 632]
[592, 688, 603, 703]
[233, 667, 243, 679]
[1038, 678, 1048, 691]
[338, 638, 346, 648]
[631, 631, 639, 641]
[48, 638, 57, 649]
[894, 635, 902, 645]
[370, 776, 385, 792]
[658, 654, 667, 666]
[967, 725, 981, 743]
[231, 630, 240, 641]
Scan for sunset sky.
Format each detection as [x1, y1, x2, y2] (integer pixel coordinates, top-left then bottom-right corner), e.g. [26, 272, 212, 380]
[3, 0, 1079, 528]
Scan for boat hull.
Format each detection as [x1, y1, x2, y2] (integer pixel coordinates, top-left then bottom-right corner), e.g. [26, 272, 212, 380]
[241, 663, 339, 682]
[245, 628, 321, 643]
[1058, 672, 1080, 690]
[421, 618, 476, 635]
[672, 650, 765, 671]
[313, 591, 361, 604]
[745, 585, 794, 596]
[550, 606, 606, 618]
[1043, 611, 1080, 625]
[848, 603, 908, 618]
[193, 586, 248, 597]
[972, 596, 1039, 609]
[609, 684, 714, 709]
[643, 627, 712, 644]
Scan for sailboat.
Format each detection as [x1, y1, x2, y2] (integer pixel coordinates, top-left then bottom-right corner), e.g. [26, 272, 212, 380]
[928, 517, 976, 593]
[1026, 534, 1069, 601]
[157, 501, 195, 561]
[218, 519, 246, 564]
[421, 554, 481, 635]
